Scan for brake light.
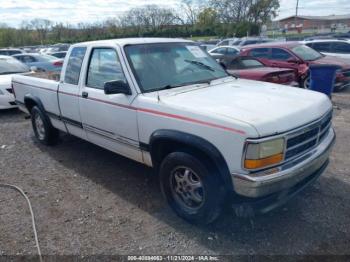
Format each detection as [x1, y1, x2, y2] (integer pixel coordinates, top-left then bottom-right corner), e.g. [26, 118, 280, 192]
[53, 61, 63, 67]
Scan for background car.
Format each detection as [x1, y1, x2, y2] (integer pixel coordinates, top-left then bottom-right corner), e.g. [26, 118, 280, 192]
[303, 39, 350, 59]
[208, 46, 240, 60]
[0, 55, 30, 109]
[12, 53, 63, 72]
[48, 51, 67, 59]
[0, 48, 26, 56]
[216, 38, 240, 46]
[241, 42, 350, 90]
[220, 56, 297, 86]
[200, 44, 216, 52]
[235, 37, 274, 47]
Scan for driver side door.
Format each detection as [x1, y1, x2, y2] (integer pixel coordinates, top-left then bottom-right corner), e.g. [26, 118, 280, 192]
[79, 46, 142, 162]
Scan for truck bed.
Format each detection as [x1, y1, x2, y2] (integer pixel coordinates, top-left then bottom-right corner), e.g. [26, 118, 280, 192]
[12, 73, 61, 117]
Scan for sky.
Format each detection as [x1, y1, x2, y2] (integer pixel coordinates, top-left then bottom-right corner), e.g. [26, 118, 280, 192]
[1, 0, 350, 27]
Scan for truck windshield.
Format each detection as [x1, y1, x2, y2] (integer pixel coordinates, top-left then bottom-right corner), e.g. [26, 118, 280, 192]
[0, 57, 30, 74]
[124, 43, 228, 93]
[292, 45, 323, 61]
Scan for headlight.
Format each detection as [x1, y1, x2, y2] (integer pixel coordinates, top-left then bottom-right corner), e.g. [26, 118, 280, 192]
[244, 138, 285, 169]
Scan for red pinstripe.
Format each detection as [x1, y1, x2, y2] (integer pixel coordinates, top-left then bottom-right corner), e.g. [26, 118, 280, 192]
[15, 81, 246, 135]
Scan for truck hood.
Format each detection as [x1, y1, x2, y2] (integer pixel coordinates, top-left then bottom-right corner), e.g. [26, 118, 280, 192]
[158, 78, 332, 137]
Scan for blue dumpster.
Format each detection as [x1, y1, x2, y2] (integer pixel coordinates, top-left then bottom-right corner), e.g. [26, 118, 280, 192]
[309, 64, 341, 97]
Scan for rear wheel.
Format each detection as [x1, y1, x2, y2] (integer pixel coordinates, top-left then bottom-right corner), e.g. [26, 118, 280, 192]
[159, 152, 225, 225]
[31, 106, 59, 145]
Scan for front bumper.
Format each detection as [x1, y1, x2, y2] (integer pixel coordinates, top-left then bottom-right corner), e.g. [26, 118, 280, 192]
[232, 128, 335, 198]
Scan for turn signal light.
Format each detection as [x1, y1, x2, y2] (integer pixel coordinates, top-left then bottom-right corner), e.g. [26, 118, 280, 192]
[244, 153, 283, 169]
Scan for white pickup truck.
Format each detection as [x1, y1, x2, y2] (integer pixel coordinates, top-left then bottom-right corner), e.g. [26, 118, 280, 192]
[12, 38, 335, 224]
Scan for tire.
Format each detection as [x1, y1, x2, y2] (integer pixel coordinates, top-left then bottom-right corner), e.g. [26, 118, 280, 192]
[301, 75, 310, 89]
[159, 152, 225, 225]
[31, 106, 59, 145]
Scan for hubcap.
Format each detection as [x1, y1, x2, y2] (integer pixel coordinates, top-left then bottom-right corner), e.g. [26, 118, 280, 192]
[170, 167, 204, 210]
[34, 113, 45, 140]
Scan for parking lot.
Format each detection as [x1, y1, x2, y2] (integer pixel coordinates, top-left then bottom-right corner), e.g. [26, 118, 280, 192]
[0, 89, 350, 258]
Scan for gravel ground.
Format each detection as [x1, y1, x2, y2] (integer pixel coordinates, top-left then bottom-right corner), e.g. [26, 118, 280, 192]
[0, 89, 350, 260]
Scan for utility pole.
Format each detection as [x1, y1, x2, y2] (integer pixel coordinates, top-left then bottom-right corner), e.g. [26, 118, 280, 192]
[294, 0, 299, 32]
[296, 0, 299, 17]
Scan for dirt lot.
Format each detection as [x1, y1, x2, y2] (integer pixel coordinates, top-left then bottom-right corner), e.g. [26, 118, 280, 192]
[1, 89, 350, 259]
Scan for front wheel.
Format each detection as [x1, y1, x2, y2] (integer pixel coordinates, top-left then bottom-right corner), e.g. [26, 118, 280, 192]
[159, 152, 225, 225]
[31, 106, 59, 145]
[301, 76, 310, 89]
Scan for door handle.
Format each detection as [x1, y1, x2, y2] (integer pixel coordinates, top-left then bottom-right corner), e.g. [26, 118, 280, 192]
[82, 91, 88, 98]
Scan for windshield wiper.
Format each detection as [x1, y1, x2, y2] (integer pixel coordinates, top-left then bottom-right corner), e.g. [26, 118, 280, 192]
[147, 84, 183, 93]
[184, 59, 215, 72]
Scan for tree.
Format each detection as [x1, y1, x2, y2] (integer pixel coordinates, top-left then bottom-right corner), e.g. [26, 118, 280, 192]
[120, 5, 179, 36]
[29, 19, 53, 44]
[179, 0, 201, 25]
[248, 0, 280, 23]
[209, 0, 252, 23]
[197, 8, 219, 30]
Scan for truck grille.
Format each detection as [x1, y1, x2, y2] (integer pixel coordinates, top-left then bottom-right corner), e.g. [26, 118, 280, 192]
[285, 111, 332, 160]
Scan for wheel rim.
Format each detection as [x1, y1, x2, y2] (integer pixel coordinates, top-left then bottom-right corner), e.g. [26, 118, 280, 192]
[304, 77, 310, 89]
[34, 113, 45, 140]
[170, 166, 205, 210]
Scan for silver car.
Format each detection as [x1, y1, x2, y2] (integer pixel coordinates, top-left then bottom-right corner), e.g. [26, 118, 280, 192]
[12, 53, 63, 72]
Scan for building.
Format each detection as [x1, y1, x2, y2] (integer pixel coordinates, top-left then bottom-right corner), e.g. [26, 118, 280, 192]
[276, 14, 350, 33]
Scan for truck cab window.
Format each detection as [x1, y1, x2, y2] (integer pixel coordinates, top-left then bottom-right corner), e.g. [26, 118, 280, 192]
[87, 48, 127, 90]
[64, 47, 87, 85]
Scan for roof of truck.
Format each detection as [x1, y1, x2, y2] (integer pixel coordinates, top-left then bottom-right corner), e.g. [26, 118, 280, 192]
[72, 38, 193, 48]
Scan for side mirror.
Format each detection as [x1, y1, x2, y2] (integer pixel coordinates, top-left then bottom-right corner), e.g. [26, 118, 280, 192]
[104, 80, 131, 95]
[287, 57, 299, 64]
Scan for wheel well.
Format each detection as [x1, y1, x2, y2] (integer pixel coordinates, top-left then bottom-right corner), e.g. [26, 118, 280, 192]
[151, 139, 215, 167]
[24, 98, 37, 114]
[151, 139, 225, 183]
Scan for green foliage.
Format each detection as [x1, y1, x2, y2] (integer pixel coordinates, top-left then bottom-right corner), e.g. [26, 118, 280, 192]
[0, 1, 280, 47]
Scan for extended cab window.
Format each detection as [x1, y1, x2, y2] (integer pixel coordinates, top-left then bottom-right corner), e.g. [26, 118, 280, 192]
[86, 48, 127, 90]
[64, 47, 87, 85]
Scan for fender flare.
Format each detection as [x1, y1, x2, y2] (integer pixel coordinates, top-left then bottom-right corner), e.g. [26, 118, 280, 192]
[148, 129, 233, 192]
[24, 94, 46, 114]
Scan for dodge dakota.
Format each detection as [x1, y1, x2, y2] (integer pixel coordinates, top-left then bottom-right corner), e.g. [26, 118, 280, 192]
[12, 38, 335, 224]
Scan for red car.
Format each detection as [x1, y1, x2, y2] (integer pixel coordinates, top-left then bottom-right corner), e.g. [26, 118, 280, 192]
[240, 42, 350, 90]
[219, 56, 298, 86]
